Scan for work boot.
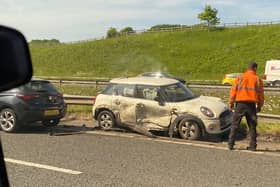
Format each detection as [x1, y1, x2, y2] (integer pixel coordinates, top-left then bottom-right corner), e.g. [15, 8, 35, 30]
[247, 142, 257, 151]
[228, 140, 235, 150]
[228, 143, 234, 150]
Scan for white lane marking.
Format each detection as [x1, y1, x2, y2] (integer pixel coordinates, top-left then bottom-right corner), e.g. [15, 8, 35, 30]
[5, 158, 82, 175]
[88, 130, 280, 157]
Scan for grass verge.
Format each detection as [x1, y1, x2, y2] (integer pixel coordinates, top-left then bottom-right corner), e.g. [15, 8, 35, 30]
[31, 24, 280, 80]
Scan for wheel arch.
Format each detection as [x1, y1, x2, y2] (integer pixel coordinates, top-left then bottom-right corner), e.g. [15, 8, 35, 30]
[169, 114, 206, 137]
[95, 107, 119, 123]
[0, 103, 16, 112]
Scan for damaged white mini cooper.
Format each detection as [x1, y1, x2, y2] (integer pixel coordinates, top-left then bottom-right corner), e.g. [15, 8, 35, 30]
[92, 77, 232, 140]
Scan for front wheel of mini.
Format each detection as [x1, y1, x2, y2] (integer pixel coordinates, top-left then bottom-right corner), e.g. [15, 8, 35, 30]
[178, 118, 201, 140]
[97, 111, 115, 130]
[0, 108, 19, 133]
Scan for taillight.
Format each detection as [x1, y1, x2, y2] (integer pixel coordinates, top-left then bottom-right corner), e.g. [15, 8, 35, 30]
[16, 94, 39, 100]
[93, 96, 97, 105]
[57, 93, 63, 98]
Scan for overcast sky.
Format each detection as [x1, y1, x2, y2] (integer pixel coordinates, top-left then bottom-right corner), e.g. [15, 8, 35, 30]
[1, 0, 280, 42]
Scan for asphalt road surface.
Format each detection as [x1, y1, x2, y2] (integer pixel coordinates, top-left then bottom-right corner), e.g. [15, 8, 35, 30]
[1, 123, 280, 187]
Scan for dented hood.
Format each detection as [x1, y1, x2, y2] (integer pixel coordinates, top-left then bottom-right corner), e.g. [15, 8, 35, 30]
[169, 96, 228, 119]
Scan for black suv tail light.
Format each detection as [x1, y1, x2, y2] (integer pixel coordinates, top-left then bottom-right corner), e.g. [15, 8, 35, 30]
[57, 93, 63, 98]
[16, 94, 39, 100]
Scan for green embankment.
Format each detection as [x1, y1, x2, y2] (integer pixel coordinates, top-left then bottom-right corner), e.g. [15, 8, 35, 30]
[30, 26, 280, 133]
[30, 24, 280, 80]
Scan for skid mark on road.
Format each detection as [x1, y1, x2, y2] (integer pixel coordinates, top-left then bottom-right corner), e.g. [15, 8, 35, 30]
[5, 158, 82, 175]
[87, 131, 135, 138]
[88, 130, 280, 157]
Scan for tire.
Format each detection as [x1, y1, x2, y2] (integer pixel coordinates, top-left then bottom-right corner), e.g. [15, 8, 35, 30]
[42, 119, 60, 127]
[274, 81, 280, 87]
[97, 110, 115, 130]
[0, 108, 19, 132]
[178, 117, 201, 140]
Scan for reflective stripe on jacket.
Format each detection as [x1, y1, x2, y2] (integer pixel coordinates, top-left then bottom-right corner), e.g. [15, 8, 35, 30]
[229, 70, 264, 107]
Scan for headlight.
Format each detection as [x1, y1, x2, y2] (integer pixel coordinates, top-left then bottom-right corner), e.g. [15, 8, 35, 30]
[200, 106, 214, 118]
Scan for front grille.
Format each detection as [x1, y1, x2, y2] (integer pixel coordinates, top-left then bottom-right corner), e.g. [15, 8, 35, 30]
[219, 109, 231, 119]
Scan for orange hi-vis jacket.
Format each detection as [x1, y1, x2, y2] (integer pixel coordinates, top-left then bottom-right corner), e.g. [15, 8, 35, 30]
[229, 70, 264, 107]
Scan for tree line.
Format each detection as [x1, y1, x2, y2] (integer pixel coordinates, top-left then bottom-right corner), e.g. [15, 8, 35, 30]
[106, 5, 219, 38]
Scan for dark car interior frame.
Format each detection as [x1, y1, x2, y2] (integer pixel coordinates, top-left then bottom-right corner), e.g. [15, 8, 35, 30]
[0, 25, 33, 187]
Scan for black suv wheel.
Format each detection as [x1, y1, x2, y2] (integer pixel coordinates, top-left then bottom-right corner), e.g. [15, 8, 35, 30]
[0, 108, 19, 132]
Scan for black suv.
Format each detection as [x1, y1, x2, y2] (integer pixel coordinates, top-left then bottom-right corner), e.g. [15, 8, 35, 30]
[0, 79, 67, 132]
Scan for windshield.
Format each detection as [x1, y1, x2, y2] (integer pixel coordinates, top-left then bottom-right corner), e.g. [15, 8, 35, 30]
[161, 83, 195, 102]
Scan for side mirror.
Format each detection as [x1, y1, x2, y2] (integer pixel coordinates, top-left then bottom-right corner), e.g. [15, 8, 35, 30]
[0, 25, 33, 91]
[0, 25, 33, 187]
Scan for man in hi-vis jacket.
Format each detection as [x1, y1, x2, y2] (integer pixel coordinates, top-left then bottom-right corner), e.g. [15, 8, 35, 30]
[228, 62, 264, 151]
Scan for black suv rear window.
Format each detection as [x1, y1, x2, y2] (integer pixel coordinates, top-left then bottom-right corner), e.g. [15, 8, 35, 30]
[23, 81, 58, 93]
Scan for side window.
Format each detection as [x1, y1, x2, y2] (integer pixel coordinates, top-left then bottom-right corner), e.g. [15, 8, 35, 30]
[102, 84, 116, 95]
[121, 84, 135, 97]
[103, 84, 135, 97]
[136, 85, 159, 101]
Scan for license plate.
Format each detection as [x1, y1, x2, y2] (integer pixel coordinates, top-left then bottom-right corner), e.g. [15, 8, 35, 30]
[44, 110, 59, 116]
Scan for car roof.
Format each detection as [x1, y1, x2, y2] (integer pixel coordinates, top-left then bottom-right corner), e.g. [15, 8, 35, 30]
[226, 73, 241, 75]
[141, 72, 169, 76]
[110, 77, 179, 86]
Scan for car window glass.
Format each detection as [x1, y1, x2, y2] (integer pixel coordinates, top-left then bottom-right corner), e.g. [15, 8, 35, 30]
[102, 84, 135, 97]
[161, 83, 195, 102]
[116, 84, 134, 97]
[24, 81, 58, 93]
[112, 84, 124, 96]
[136, 85, 159, 101]
[102, 83, 115, 95]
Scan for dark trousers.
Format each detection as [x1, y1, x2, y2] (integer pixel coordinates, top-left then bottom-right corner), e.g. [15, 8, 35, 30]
[228, 102, 257, 147]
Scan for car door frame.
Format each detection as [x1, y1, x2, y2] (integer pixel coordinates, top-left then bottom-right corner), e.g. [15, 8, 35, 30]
[134, 84, 172, 130]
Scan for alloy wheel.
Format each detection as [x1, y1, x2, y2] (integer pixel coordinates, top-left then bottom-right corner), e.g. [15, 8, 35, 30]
[0, 109, 16, 132]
